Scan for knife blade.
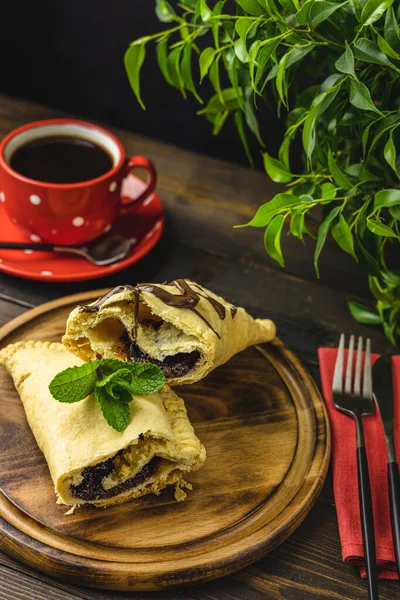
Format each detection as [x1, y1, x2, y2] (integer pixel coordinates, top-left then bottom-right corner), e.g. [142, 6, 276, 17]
[373, 354, 400, 577]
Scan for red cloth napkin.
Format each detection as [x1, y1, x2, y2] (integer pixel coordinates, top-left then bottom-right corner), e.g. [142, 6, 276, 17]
[319, 349, 400, 579]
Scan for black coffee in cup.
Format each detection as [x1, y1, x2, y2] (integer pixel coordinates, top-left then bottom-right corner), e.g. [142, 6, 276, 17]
[10, 136, 113, 184]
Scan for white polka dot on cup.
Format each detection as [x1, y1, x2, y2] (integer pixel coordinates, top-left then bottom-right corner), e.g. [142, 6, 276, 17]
[72, 216, 84, 227]
[24, 249, 33, 254]
[0, 192, 5, 203]
[29, 194, 41, 206]
[30, 234, 41, 242]
[41, 270, 53, 276]
[143, 196, 153, 207]
[104, 224, 112, 233]
[109, 181, 117, 192]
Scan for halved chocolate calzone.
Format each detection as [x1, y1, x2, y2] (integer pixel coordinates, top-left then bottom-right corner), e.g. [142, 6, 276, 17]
[0, 341, 206, 507]
[63, 279, 276, 384]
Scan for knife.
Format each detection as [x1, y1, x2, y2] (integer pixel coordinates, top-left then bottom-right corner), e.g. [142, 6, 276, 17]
[373, 354, 400, 576]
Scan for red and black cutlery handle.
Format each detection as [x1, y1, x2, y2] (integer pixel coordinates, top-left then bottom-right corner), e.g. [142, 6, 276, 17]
[388, 461, 400, 575]
[357, 446, 379, 599]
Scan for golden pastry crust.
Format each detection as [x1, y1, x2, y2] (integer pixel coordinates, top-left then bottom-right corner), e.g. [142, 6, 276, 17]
[63, 280, 276, 384]
[0, 341, 206, 507]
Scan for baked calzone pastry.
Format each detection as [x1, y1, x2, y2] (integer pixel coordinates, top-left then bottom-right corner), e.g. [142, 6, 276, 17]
[0, 341, 206, 508]
[63, 279, 276, 384]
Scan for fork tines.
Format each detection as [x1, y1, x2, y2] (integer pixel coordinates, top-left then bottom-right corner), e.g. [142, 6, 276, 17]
[333, 334, 372, 400]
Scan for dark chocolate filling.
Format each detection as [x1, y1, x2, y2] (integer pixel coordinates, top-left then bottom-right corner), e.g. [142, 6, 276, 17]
[71, 455, 162, 501]
[129, 343, 200, 379]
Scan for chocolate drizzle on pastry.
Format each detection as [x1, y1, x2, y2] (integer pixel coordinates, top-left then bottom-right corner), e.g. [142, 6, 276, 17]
[79, 279, 238, 340]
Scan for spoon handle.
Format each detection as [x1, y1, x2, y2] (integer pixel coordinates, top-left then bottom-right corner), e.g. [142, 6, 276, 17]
[0, 242, 57, 251]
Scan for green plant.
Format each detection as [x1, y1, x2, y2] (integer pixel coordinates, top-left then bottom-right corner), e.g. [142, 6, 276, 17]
[125, 0, 400, 344]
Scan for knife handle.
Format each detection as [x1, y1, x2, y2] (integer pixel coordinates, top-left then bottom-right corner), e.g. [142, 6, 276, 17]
[388, 461, 400, 576]
[357, 445, 379, 599]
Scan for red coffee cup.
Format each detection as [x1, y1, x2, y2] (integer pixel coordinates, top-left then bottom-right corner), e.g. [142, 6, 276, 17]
[0, 119, 157, 245]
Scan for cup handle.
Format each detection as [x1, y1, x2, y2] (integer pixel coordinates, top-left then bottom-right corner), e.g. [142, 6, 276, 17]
[120, 156, 157, 214]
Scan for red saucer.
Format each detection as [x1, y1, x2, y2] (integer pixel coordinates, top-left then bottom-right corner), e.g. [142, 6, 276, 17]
[0, 174, 164, 282]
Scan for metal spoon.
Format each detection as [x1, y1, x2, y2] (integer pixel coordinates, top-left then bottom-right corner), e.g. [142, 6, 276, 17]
[0, 235, 136, 266]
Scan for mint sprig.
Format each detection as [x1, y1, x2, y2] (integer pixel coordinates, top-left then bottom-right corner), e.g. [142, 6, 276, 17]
[95, 386, 131, 432]
[48, 358, 166, 431]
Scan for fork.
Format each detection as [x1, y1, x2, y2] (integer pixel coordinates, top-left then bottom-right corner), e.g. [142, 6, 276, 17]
[333, 334, 378, 600]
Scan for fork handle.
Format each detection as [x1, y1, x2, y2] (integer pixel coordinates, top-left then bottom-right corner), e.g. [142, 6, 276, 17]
[388, 461, 400, 575]
[357, 444, 379, 599]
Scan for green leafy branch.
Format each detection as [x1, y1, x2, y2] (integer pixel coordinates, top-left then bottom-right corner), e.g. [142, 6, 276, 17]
[126, 0, 400, 344]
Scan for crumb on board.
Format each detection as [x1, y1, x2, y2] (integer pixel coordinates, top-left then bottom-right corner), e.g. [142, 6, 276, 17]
[174, 486, 187, 502]
[64, 506, 77, 516]
[174, 479, 193, 502]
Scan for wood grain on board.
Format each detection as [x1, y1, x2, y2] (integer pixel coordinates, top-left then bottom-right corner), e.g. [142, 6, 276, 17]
[0, 291, 329, 590]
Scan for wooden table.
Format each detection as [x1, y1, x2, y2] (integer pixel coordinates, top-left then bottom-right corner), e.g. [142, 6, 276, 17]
[0, 94, 398, 600]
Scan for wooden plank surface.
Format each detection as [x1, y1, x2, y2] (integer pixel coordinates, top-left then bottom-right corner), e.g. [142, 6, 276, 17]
[0, 94, 398, 599]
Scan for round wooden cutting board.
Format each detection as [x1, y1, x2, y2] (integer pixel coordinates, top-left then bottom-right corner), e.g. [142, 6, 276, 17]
[0, 290, 330, 591]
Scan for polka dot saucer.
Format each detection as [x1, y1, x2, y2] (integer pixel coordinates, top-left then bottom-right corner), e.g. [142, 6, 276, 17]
[0, 174, 164, 282]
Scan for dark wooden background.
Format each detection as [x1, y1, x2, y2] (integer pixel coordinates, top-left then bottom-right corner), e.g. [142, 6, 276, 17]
[0, 95, 398, 599]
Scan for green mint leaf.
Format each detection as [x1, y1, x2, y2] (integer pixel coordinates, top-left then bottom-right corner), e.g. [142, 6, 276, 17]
[96, 367, 135, 388]
[95, 387, 131, 432]
[125, 363, 166, 395]
[96, 368, 136, 402]
[96, 359, 165, 395]
[96, 358, 133, 376]
[104, 383, 133, 404]
[49, 361, 99, 403]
